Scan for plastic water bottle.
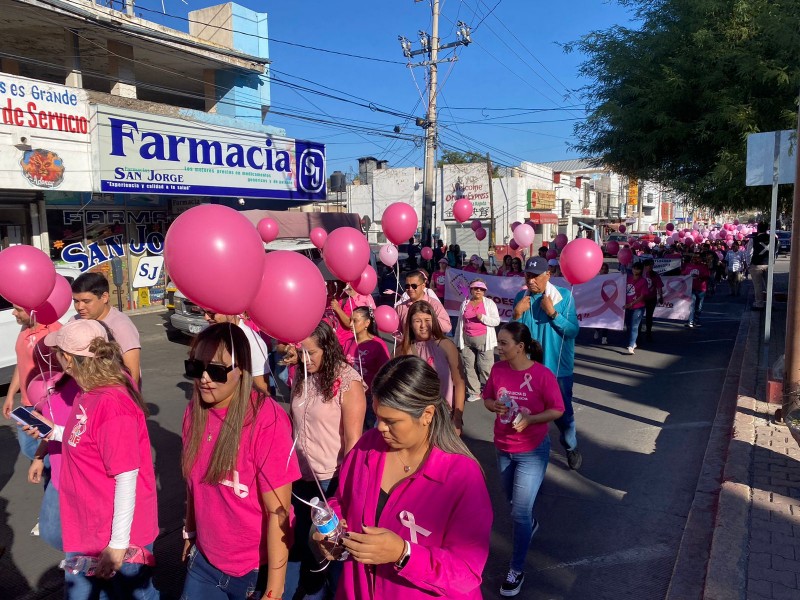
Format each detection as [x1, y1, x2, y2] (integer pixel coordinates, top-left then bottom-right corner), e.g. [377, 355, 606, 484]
[60, 555, 100, 576]
[310, 497, 344, 544]
[498, 390, 520, 425]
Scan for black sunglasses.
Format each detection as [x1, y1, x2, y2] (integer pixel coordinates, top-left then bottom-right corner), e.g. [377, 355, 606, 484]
[184, 358, 233, 383]
[405, 283, 420, 290]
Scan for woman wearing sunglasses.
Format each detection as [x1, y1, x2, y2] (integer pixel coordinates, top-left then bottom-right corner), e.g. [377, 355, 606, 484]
[397, 301, 466, 435]
[27, 319, 159, 598]
[181, 323, 300, 600]
[284, 321, 366, 599]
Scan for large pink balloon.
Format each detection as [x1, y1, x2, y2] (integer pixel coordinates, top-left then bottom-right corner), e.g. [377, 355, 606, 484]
[257, 218, 279, 244]
[352, 265, 378, 296]
[421, 246, 433, 260]
[554, 234, 568, 250]
[606, 240, 620, 256]
[546, 249, 558, 260]
[374, 305, 399, 333]
[560, 239, 603, 285]
[666, 222, 675, 232]
[513, 224, 535, 247]
[619, 224, 627, 234]
[475, 228, 487, 241]
[164, 204, 265, 314]
[0, 245, 56, 310]
[248, 251, 326, 343]
[470, 219, 482, 231]
[323, 227, 370, 282]
[617, 247, 634, 266]
[310, 227, 328, 250]
[382, 202, 418, 245]
[452, 198, 474, 223]
[31, 275, 72, 325]
[379, 243, 398, 267]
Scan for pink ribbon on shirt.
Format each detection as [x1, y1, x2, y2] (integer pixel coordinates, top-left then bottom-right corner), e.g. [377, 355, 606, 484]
[399, 511, 431, 544]
[519, 373, 534, 392]
[220, 471, 249, 498]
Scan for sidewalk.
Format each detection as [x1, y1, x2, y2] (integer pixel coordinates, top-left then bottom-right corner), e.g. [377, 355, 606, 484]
[700, 270, 800, 599]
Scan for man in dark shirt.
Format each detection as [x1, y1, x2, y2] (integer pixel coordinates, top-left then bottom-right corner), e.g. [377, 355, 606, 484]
[747, 222, 771, 310]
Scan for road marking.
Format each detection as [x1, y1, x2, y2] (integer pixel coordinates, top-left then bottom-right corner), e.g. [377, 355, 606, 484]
[670, 367, 727, 375]
[537, 544, 673, 571]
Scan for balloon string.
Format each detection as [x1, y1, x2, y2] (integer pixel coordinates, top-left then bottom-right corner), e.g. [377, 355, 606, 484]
[346, 296, 365, 382]
[286, 348, 309, 470]
[393, 260, 401, 355]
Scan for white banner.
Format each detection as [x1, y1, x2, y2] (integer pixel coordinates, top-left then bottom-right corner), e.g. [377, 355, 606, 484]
[443, 269, 693, 328]
[440, 163, 491, 221]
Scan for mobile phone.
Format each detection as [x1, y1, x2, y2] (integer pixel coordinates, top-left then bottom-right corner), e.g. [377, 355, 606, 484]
[11, 407, 53, 438]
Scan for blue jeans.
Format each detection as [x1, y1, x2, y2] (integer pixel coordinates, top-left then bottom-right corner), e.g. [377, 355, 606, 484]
[554, 376, 577, 451]
[64, 544, 158, 600]
[40, 481, 62, 551]
[688, 291, 705, 324]
[497, 436, 551, 572]
[181, 547, 265, 600]
[625, 308, 644, 348]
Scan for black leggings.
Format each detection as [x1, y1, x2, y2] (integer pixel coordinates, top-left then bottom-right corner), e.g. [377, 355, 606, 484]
[644, 298, 658, 333]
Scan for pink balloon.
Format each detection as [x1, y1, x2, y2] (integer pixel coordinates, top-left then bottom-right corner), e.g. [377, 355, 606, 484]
[546, 249, 558, 260]
[421, 246, 433, 260]
[606, 240, 620, 256]
[628, 237, 637, 244]
[648, 242, 656, 249]
[554, 234, 568, 250]
[382, 202, 418, 245]
[735, 233, 744, 241]
[248, 251, 327, 343]
[374, 305, 399, 333]
[310, 227, 328, 250]
[323, 227, 370, 282]
[379, 243, 398, 267]
[509, 239, 520, 251]
[560, 239, 604, 285]
[26, 373, 61, 409]
[654, 236, 661, 244]
[678, 230, 685, 238]
[513, 224, 535, 247]
[352, 265, 377, 296]
[510, 221, 521, 232]
[452, 198, 474, 223]
[31, 275, 72, 325]
[733, 219, 740, 226]
[257, 218, 279, 244]
[619, 224, 627, 234]
[0, 245, 56, 310]
[470, 219, 482, 231]
[648, 225, 655, 233]
[475, 228, 487, 241]
[617, 247, 634, 266]
[164, 204, 265, 315]
[666, 222, 675, 232]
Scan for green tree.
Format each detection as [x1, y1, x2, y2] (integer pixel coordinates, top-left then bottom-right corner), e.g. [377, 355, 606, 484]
[567, 0, 800, 211]
[437, 150, 500, 176]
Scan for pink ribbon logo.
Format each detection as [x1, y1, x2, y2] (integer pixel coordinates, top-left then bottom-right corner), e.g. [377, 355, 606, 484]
[399, 510, 432, 543]
[664, 278, 689, 301]
[519, 373, 534, 392]
[584, 279, 625, 319]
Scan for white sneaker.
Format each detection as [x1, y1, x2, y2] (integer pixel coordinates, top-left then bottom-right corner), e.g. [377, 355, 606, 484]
[467, 394, 482, 403]
[30, 521, 39, 536]
[633, 343, 637, 349]
[626, 346, 635, 355]
[601, 337, 608, 345]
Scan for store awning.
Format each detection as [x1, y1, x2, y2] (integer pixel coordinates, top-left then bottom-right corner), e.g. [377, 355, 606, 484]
[528, 212, 559, 225]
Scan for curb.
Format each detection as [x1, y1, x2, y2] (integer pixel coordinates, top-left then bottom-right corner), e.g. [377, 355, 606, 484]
[665, 302, 755, 600]
[127, 305, 168, 317]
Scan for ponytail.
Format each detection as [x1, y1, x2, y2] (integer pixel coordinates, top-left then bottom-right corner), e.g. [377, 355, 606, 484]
[352, 306, 378, 336]
[499, 321, 543, 363]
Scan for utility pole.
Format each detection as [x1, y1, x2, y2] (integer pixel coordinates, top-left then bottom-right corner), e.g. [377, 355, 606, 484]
[399, 4, 471, 247]
[486, 152, 496, 247]
[783, 103, 800, 438]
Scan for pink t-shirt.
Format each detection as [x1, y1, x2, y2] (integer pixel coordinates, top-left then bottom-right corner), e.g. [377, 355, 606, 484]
[626, 276, 648, 309]
[59, 385, 158, 554]
[99, 307, 141, 353]
[432, 271, 447, 298]
[462, 302, 487, 337]
[506, 271, 525, 278]
[462, 265, 478, 273]
[682, 263, 711, 292]
[342, 336, 390, 393]
[335, 294, 376, 346]
[15, 322, 61, 406]
[183, 395, 301, 576]
[644, 272, 663, 300]
[482, 361, 564, 453]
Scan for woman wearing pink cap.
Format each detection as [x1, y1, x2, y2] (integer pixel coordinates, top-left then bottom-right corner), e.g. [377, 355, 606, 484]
[455, 279, 500, 403]
[31, 319, 158, 598]
[314, 356, 492, 599]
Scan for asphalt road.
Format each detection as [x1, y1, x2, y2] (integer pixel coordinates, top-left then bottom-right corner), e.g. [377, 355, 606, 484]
[1, 262, 783, 599]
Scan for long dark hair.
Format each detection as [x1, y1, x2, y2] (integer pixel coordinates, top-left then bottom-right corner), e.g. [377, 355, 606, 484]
[182, 323, 264, 484]
[372, 356, 479, 467]
[500, 321, 544, 363]
[400, 300, 444, 355]
[352, 306, 378, 336]
[292, 321, 348, 403]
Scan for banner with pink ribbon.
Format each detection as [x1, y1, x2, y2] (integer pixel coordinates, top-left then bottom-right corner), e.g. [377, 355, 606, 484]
[443, 269, 693, 327]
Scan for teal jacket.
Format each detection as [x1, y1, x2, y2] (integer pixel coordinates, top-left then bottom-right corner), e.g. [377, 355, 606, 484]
[513, 285, 580, 378]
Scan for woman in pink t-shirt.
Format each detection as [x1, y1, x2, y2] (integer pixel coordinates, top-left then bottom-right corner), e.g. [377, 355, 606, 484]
[624, 262, 649, 354]
[313, 355, 493, 599]
[331, 284, 377, 347]
[482, 322, 564, 597]
[181, 323, 300, 600]
[497, 254, 513, 276]
[31, 319, 158, 597]
[506, 257, 525, 277]
[342, 306, 391, 428]
[432, 259, 448, 299]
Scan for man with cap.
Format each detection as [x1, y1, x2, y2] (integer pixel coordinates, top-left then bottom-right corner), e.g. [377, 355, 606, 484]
[512, 256, 582, 470]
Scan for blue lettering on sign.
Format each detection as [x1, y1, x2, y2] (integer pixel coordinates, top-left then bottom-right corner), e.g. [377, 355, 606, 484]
[60, 232, 164, 272]
[137, 263, 160, 283]
[297, 141, 327, 195]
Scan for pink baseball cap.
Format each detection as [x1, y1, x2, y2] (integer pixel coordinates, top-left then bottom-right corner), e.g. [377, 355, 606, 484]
[44, 319, 109, 357]
[469, 280, 488, 290]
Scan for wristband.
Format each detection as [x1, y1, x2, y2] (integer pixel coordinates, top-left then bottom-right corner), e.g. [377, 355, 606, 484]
[394, 540, 411, 570]
[182, 528, 196, 540]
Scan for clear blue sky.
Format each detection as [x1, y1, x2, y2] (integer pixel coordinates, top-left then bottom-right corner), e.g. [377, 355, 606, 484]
[141, 0, 634, 177]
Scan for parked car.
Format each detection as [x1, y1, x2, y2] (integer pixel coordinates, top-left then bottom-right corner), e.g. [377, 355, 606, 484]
[0, 265, 82, 384]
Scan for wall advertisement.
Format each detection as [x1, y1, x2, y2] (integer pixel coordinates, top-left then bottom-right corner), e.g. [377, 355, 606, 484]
[441, 163, 491, 221]
[94, 106, 327, 201]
